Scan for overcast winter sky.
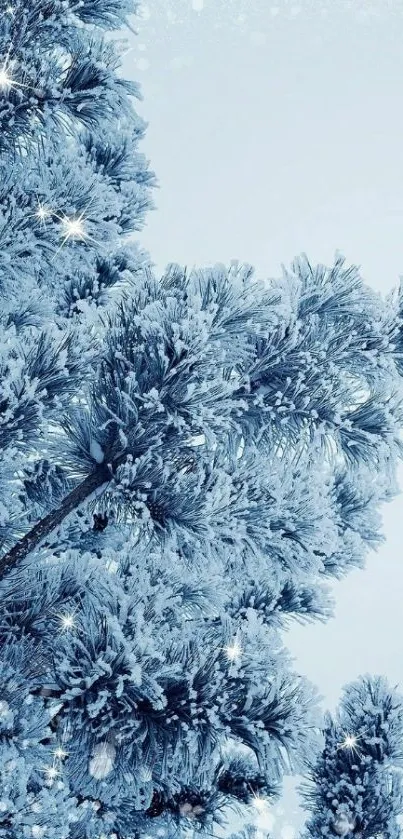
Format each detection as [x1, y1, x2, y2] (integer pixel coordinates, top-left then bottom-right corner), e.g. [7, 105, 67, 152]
[119, 1, 403, 833]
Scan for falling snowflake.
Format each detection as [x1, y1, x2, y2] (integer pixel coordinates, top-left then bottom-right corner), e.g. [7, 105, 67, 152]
[88, 741, 116, 779]
[137, 57, 150, 71]
[133, 0, 403, 50]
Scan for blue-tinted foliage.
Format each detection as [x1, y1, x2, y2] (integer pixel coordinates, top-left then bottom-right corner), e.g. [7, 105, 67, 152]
[300, 676, 403, 839]
[2, 0, 403, 836]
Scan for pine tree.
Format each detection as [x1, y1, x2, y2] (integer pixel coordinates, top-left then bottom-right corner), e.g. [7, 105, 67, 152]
[0, 0, 155, 566]
[300, 676, 403, 839]
[2, 2, 403, 838]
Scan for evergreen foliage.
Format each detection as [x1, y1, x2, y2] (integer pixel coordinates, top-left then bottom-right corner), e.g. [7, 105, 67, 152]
[1, 1, 403, 838]
[300, 676, 403, 839]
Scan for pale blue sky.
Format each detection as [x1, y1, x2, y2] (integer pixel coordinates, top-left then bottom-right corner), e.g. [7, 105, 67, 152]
[119, 1, 403, 833]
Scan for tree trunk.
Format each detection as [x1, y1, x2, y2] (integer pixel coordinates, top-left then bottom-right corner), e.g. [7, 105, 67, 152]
[0, 462, 112, 579]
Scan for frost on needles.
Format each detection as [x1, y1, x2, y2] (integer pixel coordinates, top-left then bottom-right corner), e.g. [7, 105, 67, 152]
[1, 1, 403, 838]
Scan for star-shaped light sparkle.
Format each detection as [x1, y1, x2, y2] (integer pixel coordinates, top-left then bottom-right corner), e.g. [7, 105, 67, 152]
[36, 204, 52, 222]
[0, 67, 13, 90]
[44, 765, 59, 781]
[60, 214, 88, 242]
[0, 54, 27, 92]
[224, 639, 242, 661]
[338, 733, 359, 752]
[253, 795, 268, 812]
[58, 613, 76, 630]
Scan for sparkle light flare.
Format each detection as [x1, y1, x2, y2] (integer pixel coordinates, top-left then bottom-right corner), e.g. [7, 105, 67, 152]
[50, 203, 106, 262]
[252, 795, 268, 812]
[58, 612, 76, 630]
[59, 214, 88, 242]
[339, 733, 359, 751]
[43, 765, 59, 781]
[0, 56, 28, 91]
[33, 197, 105, 265]
[224, 638, 242, 661]
[0, 67, 12, 90]
[35, 203, 52, 224]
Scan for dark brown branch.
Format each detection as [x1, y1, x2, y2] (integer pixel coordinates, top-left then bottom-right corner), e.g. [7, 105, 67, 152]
[0, 462, 112, 579]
